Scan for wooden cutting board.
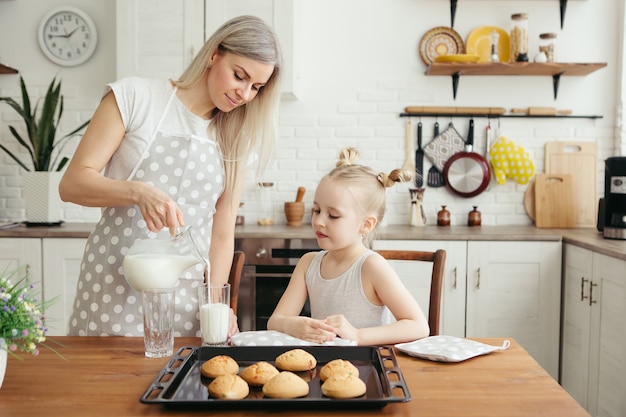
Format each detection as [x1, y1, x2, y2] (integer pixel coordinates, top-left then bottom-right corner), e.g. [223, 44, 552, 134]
[545, 142, 598, 227]
[534, 174, 576, 228]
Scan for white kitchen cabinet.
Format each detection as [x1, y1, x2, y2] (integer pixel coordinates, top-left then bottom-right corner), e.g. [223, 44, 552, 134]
[374, 239, 562, 380]
[561, 244, 626, 417]
[116, 0, 299, 99]
[466, 241, 562, 380]
[372, 240, 467, 338]
[0, 237, 42, 291]
[42, 238, 87, 336]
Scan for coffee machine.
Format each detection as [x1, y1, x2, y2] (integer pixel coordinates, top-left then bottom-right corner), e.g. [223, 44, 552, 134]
[599, 156, 626, 240]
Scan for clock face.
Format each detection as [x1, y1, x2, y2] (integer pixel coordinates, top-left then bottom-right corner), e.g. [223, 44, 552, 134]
[38, 7, 98, 67]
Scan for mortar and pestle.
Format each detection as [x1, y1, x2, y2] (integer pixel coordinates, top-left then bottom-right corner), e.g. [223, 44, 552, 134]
[284, 186, 306, 226]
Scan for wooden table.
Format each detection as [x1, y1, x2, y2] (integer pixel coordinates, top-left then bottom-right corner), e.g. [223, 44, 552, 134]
[0, 337, 589, 417]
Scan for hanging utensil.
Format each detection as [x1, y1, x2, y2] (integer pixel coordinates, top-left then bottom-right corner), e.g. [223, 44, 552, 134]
[402, 119, 415, 181]
[415, 121, 424, 187]
[426, 120, 445, 188]
[443, 119, 492, 198]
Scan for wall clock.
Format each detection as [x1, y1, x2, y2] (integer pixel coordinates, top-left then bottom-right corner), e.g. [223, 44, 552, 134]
[37, 6, 98, 67]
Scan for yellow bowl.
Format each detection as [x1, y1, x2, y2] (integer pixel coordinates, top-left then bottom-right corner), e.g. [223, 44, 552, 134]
[434, 54, 481, 63]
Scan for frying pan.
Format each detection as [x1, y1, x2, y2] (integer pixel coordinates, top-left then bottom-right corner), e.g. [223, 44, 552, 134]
[443, 119, 491, 198]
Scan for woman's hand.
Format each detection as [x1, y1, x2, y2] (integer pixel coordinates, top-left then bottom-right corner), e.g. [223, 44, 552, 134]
[134, 184, 184, 235]
[282, 316, 336, 344]
[324, 314, 358, 343]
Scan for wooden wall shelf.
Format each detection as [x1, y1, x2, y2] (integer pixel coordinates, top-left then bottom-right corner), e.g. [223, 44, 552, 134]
[0, 63, 18, 74]
[425, 62, 607, 99]
[400, 112, 602, 120]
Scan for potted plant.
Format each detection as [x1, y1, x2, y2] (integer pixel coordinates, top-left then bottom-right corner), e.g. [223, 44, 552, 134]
[0, 265, 63, 388]
[0, 76, 90, 224]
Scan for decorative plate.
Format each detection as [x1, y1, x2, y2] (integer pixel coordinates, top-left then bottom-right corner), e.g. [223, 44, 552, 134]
[395, 335, 510, 363]
[419, 26, 465, 65]
[466, 26, 510, 63]
[434, 54, 481, 63]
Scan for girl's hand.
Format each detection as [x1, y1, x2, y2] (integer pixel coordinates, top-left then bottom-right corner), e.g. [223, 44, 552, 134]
[228, 308, 240, 337]
[324, 314, 358, 343]
[283, 316, 336, 344]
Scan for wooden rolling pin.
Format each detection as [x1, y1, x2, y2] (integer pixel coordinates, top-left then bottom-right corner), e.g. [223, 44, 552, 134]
[510, 107, 573, 115]
[405, 106, 506, 115]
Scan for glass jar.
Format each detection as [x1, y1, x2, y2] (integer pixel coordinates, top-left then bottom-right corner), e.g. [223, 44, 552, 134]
[257, 182, 275, 226]
[510, 13, 529, 62]
[539, 33, 557, 63]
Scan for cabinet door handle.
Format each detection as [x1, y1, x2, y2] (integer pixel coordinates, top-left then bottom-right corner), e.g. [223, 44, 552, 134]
[580, 277, 589, 301]
[452, 267, 457, 289]
[589, 281, 598, 306]
[475, 267, 481, 290]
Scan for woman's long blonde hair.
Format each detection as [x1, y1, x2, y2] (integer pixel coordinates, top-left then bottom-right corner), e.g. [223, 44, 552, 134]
[173, 15, 283, 206]
[326, 147, 412, 245]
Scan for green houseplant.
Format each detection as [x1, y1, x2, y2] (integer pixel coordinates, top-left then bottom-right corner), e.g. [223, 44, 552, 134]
[0, 77, 90, 223]
[0, 76, 89, 172]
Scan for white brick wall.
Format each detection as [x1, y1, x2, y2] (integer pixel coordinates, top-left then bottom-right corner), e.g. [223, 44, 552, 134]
[0, 0, 622, 227]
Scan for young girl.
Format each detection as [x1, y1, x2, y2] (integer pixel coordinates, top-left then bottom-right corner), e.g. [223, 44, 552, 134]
[267, 147, 430, 345]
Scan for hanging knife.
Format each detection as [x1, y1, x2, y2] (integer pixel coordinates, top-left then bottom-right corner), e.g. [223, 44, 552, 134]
[415, 121, 424, 187]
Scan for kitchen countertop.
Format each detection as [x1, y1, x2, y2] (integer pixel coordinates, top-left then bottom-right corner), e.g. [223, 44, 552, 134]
[1, 222, 624, 261]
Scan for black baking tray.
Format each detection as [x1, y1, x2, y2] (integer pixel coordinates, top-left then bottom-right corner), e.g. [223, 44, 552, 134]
[140, 345, 411, 409]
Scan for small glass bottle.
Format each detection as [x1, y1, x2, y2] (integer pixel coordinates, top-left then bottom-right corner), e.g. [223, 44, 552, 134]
[510, 13, 529, 62]
[437, 206, 451, 226]
[257, 182, 275, 226]
[539, 33, 557, 63]
[489, 29, 500, 62]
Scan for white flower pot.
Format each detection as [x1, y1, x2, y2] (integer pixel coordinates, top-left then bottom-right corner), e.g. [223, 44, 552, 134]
[22, 171, 63, 223]
[0, 346, 6, 389]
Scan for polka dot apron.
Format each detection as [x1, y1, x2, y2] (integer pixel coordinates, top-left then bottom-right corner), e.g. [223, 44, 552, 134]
[68, 88, 224, 336]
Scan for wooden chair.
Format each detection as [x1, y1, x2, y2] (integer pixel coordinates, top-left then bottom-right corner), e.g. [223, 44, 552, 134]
[375, 249, 446, 336]
[228, 251, 245, 314]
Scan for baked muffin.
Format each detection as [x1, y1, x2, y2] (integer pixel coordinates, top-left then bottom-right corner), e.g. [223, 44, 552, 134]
[321, 374, 367, 399]
[262, 371, 310, 398]
[207, 374, 250, 399]
[240, 361, 280, 386]
[319, 359, 359, 382]
[275, 348, 317, 371]
[201, 355, 239, 378]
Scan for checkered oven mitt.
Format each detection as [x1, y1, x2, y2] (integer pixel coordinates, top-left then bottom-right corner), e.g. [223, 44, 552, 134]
[423, 123, 466, 172]
[488, 136, 535, 185]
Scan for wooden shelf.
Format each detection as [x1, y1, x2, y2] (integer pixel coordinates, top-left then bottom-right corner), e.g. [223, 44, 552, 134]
[400, 112, 602, 120]
[425, 62, 607, 99]
[0, 63, 18, 74]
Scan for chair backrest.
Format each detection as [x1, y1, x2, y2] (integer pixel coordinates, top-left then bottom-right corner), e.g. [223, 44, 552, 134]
[375, 249, 446, 336]
[229, 251, 245, 315]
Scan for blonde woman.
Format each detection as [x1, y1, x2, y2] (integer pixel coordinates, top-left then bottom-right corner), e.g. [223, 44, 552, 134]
[268, 147, 429, 345]
[59, 16, 283, 337]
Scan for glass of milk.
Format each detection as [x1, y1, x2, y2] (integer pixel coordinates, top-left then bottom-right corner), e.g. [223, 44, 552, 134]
[198, 283, 230, 346]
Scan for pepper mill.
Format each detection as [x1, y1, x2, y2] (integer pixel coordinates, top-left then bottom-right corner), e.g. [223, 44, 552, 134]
[468, 206, 482, 226]
[437, 205, 451, 226]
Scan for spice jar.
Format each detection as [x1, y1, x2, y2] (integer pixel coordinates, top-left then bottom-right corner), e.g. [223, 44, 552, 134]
[468, 206, 482, 226]
[437, 205, 451, 226]
[510, 13, 529, 62]
[257, 182, 275, 225]
[539, 33, 557, 63]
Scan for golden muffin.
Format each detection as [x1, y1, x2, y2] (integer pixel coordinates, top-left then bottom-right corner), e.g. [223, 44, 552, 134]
[240, 361, 280, 386]
[201, 355, 239, 378]
[262, 371, 310, 398]
[321, 374, 367, 399]
[319, 359, 359, 382]
[275, 348, 317, 371]
[207, 374, 249, 399]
